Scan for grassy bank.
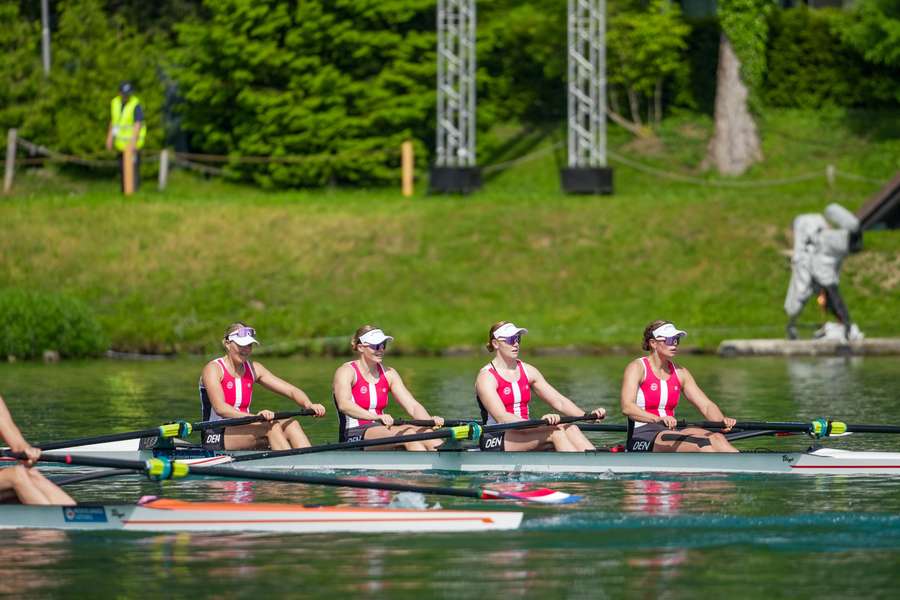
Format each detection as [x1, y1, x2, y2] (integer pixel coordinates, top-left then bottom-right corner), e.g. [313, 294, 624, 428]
[2, 109, 898, 355]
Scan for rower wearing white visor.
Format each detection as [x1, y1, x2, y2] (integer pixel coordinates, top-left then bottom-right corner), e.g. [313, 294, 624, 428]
[332, 326, 445, 450]
[475, 321, 606, 452]
[199, 322, 326, 450]
[620, 320, 738, 453]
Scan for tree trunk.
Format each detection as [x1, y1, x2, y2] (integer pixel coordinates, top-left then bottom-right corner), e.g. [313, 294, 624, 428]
[702, 34, 762, 175]
[627, 88, 643, 127]
[654, 78, 663, 127]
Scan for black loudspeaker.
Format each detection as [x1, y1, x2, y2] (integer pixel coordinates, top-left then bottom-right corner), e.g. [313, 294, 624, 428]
[560, 167, 614, 195]
[429, 166, 482, 194]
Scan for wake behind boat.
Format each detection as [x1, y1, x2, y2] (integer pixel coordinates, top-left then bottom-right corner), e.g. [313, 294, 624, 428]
[0, 498, 523, 533]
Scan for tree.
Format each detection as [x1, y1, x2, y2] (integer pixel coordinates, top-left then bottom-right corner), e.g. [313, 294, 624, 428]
[703, 0, 773, 176]
[606, 0, 690, 137]
[0, 1, 41, 134]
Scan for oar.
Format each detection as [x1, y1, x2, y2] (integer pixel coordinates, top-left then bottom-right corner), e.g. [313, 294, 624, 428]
[392, 419, 470, 427]
[31, 410, 316, 451]
[51, 469, 136, 486]
[688, 419, 899, 437]
[232, 414, 604, 463]
[27, 453, 580, 505]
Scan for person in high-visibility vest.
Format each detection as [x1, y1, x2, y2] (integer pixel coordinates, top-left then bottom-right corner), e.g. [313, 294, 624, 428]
[105, 81, 146, 191]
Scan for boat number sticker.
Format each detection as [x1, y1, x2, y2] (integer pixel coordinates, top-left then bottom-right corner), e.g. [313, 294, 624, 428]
[62, 506, 109, 523]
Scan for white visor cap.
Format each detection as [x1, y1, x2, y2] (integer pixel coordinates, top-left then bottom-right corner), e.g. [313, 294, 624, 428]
[227, 332, 259, 347]
[652, 323, 687, 339]
[493, 323, 529, 339]
[358, 328, 394, 346]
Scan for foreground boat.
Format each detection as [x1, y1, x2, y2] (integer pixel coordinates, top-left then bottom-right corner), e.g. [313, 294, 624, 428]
[19, 441, 900, 476]
[0, 498, 523, 533]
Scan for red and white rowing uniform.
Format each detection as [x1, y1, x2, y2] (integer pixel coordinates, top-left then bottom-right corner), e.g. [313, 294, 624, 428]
[199, 357, 257, 421]
[626, 357, 681, 450]
[336, 362, 391, 441]
[476, 360, 531, 425]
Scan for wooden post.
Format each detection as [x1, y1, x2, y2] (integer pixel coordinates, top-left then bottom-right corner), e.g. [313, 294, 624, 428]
[158, 148, 169, 190]
[3, 128, 16, 194]
[401, 140, 414, 197]
[123, 146, 135, 195]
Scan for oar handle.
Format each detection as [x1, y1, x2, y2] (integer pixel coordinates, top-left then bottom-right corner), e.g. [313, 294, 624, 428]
[391, 419, 470, 427]
[194, 409, 316, 430]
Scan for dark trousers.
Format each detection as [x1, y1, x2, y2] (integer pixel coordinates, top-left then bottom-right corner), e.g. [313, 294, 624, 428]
[119, 151, 141, 192]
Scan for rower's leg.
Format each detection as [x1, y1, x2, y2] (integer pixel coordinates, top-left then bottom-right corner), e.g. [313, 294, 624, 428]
[223, 423, 281, 450]
[361, 425, 429, 451]
[653, 427, 737, 453]
[562, 424, 596, 451]
[504, 426, 578, 451]
[265, 422, 291, 451]
[281, 419, 312, 449]
[0, 465, 52, 505]
[27, 469, 76, 505]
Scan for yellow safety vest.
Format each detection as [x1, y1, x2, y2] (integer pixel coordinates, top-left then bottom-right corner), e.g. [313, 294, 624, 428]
[110, 95, 146, 151]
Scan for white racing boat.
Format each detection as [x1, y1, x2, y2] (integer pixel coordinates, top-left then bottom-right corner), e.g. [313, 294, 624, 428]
[14, 440, 900, 476]
[0, 498, 523, 533]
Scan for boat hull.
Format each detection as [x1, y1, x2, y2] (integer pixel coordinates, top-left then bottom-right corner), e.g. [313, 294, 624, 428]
[0, 499, 523, 533]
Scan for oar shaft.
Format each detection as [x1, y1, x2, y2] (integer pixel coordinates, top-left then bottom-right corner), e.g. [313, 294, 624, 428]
[482, 414, 599, 433]
[34, 410, 315, 451]
[191, 464, 484, 499]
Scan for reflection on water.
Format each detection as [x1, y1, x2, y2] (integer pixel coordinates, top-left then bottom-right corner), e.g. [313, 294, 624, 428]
[2, 356, 900, 595]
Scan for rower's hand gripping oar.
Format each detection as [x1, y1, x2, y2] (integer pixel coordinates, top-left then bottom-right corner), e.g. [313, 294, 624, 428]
[26, 453, 581, 505]
[30, 410, 317, 451]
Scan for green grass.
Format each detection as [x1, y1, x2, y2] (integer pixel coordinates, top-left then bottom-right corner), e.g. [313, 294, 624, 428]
[1, 108, 898, 355]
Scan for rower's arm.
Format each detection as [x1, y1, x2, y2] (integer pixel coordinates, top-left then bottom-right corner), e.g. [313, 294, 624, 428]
[332, 364, 388, 421]
[0, 394, 31, 452]
[386, 369, 433, 420]
[201, 361, 252, 419]
[475, 371, 523, 424]
[620, 360, 663, 423]
[680, 367, 729, 422]
[529, 365, 588, 417]
[253, 361, 323, 414]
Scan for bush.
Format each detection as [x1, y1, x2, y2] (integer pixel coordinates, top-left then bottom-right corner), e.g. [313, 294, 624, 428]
[765, 8, 898, 108]
[0, 289, 108, 360]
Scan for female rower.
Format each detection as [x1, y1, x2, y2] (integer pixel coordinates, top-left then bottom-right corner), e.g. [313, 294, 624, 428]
[476, 321, 606, 452]
[621, 320, 738, 453]
[0, 394, 75, 505]
[199, 323, 326, 450]
[333, 326, 445, 451]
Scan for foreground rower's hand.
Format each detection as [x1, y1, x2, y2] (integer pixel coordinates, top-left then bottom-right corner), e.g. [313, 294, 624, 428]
[721, 416, 736, 432]
[379, 414, 395, 427]
[12, 443, 41, 466]
[256, 409, 276, 421]
[431, 416, 445, 428]
[307, 403, 326, 417]
[590, 408, 606, 420]
[541, 413, 561, 425]
[658, 415, 678, 429]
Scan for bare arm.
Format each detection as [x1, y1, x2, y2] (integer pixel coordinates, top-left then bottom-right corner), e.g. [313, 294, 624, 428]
[253, 361, 325, 416]
[106, 122, 114, 151]
[0, 395, 30, 451]
[679, 367, 734, 430]
[530, 363, 604, 419]
[333, 364, 389, 422]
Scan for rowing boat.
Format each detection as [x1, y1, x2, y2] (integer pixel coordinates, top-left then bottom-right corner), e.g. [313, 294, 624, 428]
[16, 440, 900, 475]
[0, 498, 523, 533]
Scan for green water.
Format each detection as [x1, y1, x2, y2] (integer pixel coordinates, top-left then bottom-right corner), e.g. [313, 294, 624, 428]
[2, 355, 900, 598]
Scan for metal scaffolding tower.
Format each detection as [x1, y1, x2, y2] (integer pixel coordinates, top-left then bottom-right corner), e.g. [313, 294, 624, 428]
[562, 0, 613, 194]
[430, 0, 481, 193]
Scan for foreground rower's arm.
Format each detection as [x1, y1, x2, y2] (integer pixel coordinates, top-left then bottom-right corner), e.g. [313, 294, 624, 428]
[253, 361, 326, 417]
[530, 364, 606, 423]
[679, 367, 735, 431]
[0, 395, 40, 465]
[620, 359, 678, 427]
[333, 363, 395, 426]
[475, 370, 524, 424]
[385, 369, 444, 428]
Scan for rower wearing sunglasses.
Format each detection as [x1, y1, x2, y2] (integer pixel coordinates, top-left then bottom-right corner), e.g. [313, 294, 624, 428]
[332, 326, 445, 450]
[476, 321, 606, 452]
[620, 321, 738, 453]
[199, 323, 326, 450]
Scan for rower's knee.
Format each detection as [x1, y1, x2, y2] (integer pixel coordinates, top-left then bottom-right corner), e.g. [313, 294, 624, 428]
[710, 433, 738, 452]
